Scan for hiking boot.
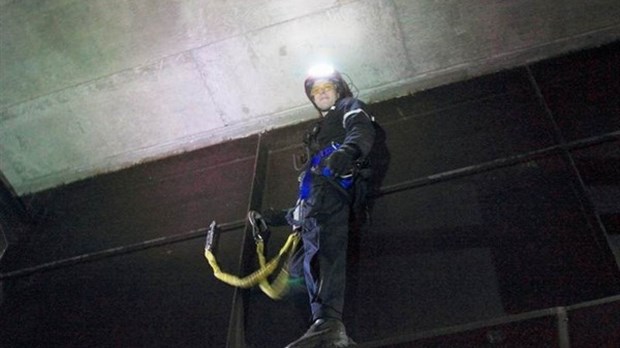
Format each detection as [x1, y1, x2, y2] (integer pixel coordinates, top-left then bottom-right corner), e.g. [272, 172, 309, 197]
[284, 318, 356, 348]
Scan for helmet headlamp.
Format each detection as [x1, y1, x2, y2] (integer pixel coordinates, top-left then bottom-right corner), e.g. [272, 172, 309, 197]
[307, 64, 336, 79]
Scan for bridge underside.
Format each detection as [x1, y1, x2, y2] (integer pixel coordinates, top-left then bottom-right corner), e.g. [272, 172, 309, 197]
[1, 41, 619, 347]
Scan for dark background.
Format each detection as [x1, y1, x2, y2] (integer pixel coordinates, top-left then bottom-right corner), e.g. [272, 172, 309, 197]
[1, 41, 619, 347]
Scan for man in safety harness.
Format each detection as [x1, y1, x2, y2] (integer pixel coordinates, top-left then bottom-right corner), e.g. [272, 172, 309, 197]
[283, 66, 377, 348]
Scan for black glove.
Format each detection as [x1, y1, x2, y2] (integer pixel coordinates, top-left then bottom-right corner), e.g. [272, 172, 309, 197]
[262, 207, 290, 226]
[326, 144, 360, 177]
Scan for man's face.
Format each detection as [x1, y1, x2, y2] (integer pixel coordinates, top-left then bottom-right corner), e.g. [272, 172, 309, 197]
[310, 80, 338, 111]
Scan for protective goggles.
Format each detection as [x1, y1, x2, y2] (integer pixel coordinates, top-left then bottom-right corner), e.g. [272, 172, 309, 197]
[310, 82, 336, 97]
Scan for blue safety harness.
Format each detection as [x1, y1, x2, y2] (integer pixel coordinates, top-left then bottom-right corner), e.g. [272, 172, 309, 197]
[298, 143, 354, 200]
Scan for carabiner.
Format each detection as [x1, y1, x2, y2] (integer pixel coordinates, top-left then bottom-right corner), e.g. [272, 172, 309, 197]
[248, 210, 269, 243]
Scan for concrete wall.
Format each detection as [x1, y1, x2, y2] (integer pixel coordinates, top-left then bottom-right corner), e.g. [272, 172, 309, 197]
[1, 0, 619, 194]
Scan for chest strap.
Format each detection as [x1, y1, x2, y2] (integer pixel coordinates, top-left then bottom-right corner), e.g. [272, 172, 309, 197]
[298, 142, 354, 200]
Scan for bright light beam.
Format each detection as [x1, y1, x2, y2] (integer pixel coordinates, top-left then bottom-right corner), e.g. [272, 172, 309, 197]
[307, 63, 335, 78]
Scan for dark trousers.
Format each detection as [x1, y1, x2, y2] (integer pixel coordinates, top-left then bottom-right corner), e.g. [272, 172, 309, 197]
[299, 176, 351, 322]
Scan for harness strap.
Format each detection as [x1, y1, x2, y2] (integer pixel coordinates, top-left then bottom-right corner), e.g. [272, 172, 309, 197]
[298, 142, 355, 201]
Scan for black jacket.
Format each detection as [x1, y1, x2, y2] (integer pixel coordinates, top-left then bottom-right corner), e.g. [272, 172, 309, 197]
[308, 97, 376, 161]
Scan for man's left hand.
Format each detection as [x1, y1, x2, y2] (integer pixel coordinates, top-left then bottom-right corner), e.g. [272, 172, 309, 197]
[326, 144, 360, 177]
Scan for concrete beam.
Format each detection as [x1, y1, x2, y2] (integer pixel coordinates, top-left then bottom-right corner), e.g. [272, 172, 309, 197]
[1, 0, 619, 194]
